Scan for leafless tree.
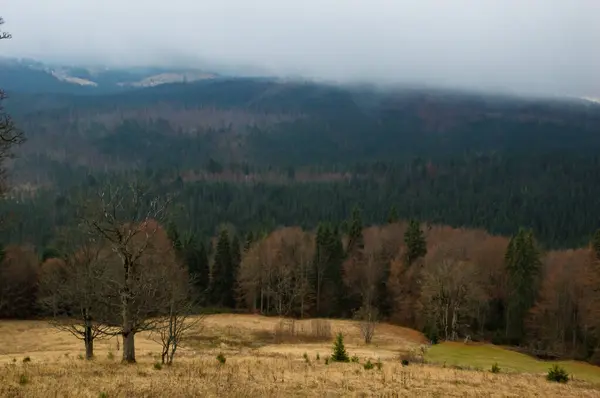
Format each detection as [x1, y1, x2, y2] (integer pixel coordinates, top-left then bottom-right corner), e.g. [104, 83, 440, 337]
[420, 243, 485, 341]
[79, 181, 172, 363]
[151, 264, 204, 365]
[354, 304, 379, 344]
[0, 17, 25, 200]
[38, 238, 116, 359]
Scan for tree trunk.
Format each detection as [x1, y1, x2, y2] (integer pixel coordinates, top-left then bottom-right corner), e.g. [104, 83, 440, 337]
[84, 328, 94, 360]
[121, 262, 136, 363]
[122, 331, 136, 363]
[84, 316, 94, 360]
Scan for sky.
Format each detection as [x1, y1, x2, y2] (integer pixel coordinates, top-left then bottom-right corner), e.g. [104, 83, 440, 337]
[1, 0, 600, 97]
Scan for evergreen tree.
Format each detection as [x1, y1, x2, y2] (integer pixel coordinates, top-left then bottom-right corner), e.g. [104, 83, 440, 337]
[404, 219, 427, 265]
[331, 332, 350, 362]
[346, 206, 364, 256]
[387, 205, 399, 224]
[182, 236, 210, 302]
[504, 228, 541, 343]
[312, 223, 347, 317]
[166, 221, 183, 253]
[210, 229, 235, 308]
[592, 229, 600, 261]
[243, 231, 254, 253]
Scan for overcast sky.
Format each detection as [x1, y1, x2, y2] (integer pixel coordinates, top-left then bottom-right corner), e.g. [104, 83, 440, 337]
[2, 0, 599, 97]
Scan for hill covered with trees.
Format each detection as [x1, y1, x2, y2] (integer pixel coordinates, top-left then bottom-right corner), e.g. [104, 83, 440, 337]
[2, 56, 600, 365]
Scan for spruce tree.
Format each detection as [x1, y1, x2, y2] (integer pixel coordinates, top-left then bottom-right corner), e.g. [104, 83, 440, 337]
[387, 205, 399, 224]
[346, 206, 364, 256]
[243, 231, 254, 253]
[505, 228, 541, 343]
[230, 235, 242, 303]
[166, 222, 183, 254]
[592, 229, 600, 261]
[183, 237, 210, 302]
[210, 229, 235, 308]
[404, 219, 427, 265]
[331, 333, 350, 362]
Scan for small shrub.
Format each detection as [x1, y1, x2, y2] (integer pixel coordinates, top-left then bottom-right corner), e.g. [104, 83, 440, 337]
[491, 363, 500, 374]
[18, 374, 28, 385]
[376, 358, 383, 370]
[78, 354, 84, 360]
[316, 352, 320, 361]
[99, 393, 108, 398]
[547, 365, 569, 383]
[363, 360, 374, 370]
[107, 351, 114, 361]
[325, 357, 330, 365]
[331, 333, 350, 362]
[153, 362, 163, 370]
[303, 352, 311, 364]
[401, 359, 409, 367]
[216, 353, 226, 364]
[11, 358, 16, 363]
[22, 357, 31, 363]
[351, 355, 359, 363]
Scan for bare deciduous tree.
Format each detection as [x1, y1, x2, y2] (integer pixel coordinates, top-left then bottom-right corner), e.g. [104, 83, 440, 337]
[38, 239, 115, 359]
[420, 243, 485, 341]
[238, 228, 314, 317]
[79, 182, 172, 363]
[354, 305, 379, 344]
[0, 17, 25, 200]
[152, 264, 204, 365]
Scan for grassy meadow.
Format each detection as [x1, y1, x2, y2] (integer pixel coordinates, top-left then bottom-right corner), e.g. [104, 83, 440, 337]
[0, 314, 599, 397]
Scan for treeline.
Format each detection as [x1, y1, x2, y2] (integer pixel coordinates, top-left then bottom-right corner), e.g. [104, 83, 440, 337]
[3, 193, 600, 364]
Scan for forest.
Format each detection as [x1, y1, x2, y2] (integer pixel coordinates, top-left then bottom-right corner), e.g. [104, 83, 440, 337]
[2, 26, 600, 365]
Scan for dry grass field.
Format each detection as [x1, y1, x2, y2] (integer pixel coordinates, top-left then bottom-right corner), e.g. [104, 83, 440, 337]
[0, 314, 599, 397]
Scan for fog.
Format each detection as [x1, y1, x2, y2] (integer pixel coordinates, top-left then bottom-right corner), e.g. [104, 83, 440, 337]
[2, 0, 599, 97]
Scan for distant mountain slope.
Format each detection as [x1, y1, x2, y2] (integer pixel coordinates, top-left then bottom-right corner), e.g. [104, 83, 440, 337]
[8, 76, 600, 177]
[0, 57, 218, 94]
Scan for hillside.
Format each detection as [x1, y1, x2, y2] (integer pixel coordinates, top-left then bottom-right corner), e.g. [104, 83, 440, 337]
[0, 57, 218, 94]
[3, 76, 600, 248]
[1, 315, 599, 397]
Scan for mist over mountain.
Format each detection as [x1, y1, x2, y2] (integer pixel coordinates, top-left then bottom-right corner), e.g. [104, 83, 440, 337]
[3, 0, 600, 98]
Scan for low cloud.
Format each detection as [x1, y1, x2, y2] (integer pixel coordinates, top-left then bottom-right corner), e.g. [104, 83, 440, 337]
[2, 0, 599, 96]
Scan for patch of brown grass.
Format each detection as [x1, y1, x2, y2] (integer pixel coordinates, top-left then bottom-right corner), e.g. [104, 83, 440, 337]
[0, 315, 598, 396]
[2, 355, 600, 397]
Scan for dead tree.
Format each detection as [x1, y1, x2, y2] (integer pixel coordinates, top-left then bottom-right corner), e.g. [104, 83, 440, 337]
[152, 264, 203, 365]
[38, 238, 115, 359]
[79, 181, 172, 363]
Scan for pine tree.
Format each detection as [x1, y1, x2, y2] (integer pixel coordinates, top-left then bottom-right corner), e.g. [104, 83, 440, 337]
[505, 228, 541, 343]
[331, 332, 350, 362]
[404, 219, 427, 265]
[387, 205, 399, 224]
[210, 229, 235, 308]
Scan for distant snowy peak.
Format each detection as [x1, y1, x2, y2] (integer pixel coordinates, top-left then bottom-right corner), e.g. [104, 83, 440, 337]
[0, 57, 218, 91]
[117, 71, 217, 87]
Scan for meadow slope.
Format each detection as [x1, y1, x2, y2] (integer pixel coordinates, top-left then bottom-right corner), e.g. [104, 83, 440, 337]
[0, 314, 599, 397]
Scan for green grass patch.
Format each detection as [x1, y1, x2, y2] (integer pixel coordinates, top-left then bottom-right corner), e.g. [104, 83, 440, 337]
[426, 342, 600, 383]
